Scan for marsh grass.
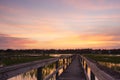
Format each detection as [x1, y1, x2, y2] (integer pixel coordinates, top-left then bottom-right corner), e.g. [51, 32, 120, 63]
[1, 56, 53, 66]
[83, 54, 120, 63]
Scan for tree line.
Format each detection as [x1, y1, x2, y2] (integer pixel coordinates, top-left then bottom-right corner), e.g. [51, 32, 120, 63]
[0, 49, 120, 56]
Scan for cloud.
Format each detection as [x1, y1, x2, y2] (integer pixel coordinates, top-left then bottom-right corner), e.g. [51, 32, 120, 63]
[0, 0, 120, 49]
[61, 0, 120, 10]
[34, 34, 120, 49]
[0, 32, 120, 49]
[0, 33, 37, 49]
[0, 4, 29, 16]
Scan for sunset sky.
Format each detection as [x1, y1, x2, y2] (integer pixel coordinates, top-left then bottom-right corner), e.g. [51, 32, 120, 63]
[0, 0, 120, 49]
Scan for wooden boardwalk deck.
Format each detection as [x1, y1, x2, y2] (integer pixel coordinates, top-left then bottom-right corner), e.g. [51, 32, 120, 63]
[58, 55, 87, 80]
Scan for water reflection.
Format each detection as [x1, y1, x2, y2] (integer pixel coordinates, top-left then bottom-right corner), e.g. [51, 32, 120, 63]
[42, 63, 56, 79]
[58, 59, 64, 76]
[8, 69, 37, 80]
[99, 62, 120, 72]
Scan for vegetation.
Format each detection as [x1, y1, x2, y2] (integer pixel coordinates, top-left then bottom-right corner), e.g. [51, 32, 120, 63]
[0, 56, 53, 66]
[84, 54, 120, 63]
[0, 49, 120, 67]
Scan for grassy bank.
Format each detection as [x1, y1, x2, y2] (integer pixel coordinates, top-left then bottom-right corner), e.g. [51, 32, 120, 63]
[83, 54, 120, 63]
[1, 56, 53, 66]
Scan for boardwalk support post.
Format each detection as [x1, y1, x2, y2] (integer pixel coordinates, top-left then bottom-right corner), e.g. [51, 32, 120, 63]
[37, 67, 43, 80]
[69, 57, 71, 64]
[90, 71, 95, 80]
[82, 59, 84, 65]
[67, 58, 69, 66]
[85, 63, 88, 73]
[63, 59, 66, 70]
[56, 60, 59, 79]
[83, 60, 84, 68]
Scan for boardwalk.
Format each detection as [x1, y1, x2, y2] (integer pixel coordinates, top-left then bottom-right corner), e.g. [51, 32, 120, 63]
[58, 55, 87, 80]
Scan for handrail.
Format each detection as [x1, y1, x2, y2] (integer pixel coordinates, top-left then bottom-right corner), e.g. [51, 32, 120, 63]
[81, 56, 120, 80]
[0, 58, 59, 80]
[44, 56, 72, 80]
[78, 56, 89, 80]
[0, 55, 72, 80]
[0, 58, 58, 73]
[44, 65, 64, 80]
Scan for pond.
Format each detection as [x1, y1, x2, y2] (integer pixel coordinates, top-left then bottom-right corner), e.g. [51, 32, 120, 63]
[98, 62, 120, 72]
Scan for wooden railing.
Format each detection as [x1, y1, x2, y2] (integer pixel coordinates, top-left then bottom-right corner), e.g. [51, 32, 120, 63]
[80, 56, 120, 80]
[0, 55, 73, 80]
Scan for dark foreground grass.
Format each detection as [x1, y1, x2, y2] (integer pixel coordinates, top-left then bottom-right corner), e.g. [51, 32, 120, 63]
[83, 54, 120, 63]
[1, 56, 53, 66]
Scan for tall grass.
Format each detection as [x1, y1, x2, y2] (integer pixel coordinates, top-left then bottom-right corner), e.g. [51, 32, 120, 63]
[1, 56, 53, 66]
[83, 54, 120, 63]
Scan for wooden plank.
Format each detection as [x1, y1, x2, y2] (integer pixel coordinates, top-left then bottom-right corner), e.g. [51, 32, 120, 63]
[58, 55, 87, 80]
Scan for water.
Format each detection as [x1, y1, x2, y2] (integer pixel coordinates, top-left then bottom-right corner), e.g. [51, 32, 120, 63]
[8, 69, 37, 80]
[99, 62, 120, 72]
[98, 55, 120, 72]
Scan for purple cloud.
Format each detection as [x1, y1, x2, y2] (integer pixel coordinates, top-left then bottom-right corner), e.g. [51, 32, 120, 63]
[0, 33, 37, 49]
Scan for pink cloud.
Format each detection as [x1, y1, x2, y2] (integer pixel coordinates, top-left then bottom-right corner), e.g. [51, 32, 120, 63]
[0, 5, 28, 15]
[0, 33, 38, 49]
[61, 0, 120, 10]
[0, 32, 120, 49]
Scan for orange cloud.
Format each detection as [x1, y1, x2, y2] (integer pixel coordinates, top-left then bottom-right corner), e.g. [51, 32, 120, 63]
[29, 34, 120, 49]
[0, 32, 119, 49]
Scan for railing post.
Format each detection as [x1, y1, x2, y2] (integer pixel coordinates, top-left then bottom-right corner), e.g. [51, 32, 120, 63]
[69, 57, 71, 64]
[83, 60, 84, 67]
[90, 71, 95, 80]
[63, 58, 65, 70]
[67, 58, 69, 66]
[79, 56, 82, 63]
[56, 60, 59, 79]
[82, 59, 83, 65]
[37, 67, 43, 80]
[85, 63, 88, 73]
[82, 59, 84, 65]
